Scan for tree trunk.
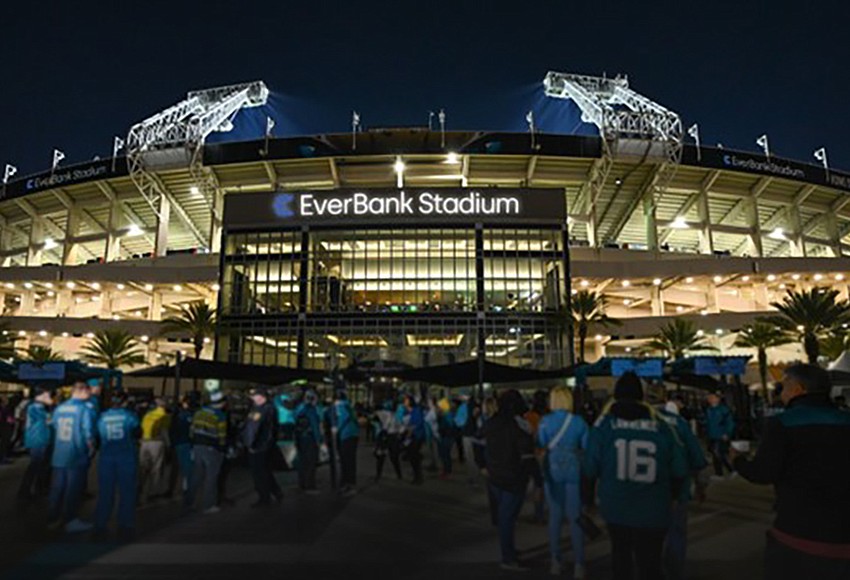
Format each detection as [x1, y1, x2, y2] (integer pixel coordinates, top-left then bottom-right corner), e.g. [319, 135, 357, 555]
[758, 348, 770, 404]
[578, 324, 587, 363]
[803, 333, 819, 365]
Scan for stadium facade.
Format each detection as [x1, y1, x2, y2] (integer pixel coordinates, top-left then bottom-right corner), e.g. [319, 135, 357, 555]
[2, 74, 850, 383]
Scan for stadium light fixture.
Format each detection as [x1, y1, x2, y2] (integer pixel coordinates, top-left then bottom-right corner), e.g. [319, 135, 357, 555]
[685, 277, 694, 284]
[43, 238, 58, 250]
[189, 185, 201, 197]
[814, 273, 824, 281]
[653, 278, 662, 286]
[144, 284, 154, 291]
[446, 152, 459, 164]
[835, 273, 844, 281]
[791, 274, 800, 281]
[66, 281, 76, 289]
[621, 280, 631, 287]
[126, 224, 144, 237]
[23, 282, 33, 289]
[713, 275, 722, 283]
[670, 216, 689, 229]
[767, 274, 777, 282]
[768, 227, 786, 240]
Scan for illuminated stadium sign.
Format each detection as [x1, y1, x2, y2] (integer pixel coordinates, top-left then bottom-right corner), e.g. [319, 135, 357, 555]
[224, 188, 567, 229]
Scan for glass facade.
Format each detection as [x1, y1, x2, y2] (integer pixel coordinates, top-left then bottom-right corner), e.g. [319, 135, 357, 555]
[218, 212, 570, 372]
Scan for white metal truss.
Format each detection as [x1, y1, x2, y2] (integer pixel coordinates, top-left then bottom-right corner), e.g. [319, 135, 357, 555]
[126, 81, 269, 238]
[543, 71, 684, 248]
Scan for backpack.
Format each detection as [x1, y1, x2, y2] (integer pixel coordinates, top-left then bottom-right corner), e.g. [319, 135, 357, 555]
[546, 414, 580, 483]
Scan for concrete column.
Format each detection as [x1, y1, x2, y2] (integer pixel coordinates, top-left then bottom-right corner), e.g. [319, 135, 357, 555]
[745, 197, 763, 257]
[56, 289, 73, 317]
[105, 201, 124, 263]
[27, 219, 44, 266]
[155, 196, 171, 258]
[650, 286, 665, 316]
[63, 205, 82, 266]
[787, 207, 806, 258]
[586, 204, 598, 248]
[209, 188, 224, 254]
[754, 283, 770, 311]
[20, 290, 36, 315]
[643, 195, 658, 252]
[99, 290, 113, 319]
[706, 283, 720, 313]
[148, 291, 163, 321]
[0, 291, 5, 315]
[697, 188, 714, 254]
[824, 213, 843, 257]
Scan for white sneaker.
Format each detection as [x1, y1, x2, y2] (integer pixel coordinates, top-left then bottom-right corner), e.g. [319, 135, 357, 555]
[549, 561, 562, 576]
[65, 519, 93, 533]
[203, 506, 221, 515]
[574, 564, 586, 579]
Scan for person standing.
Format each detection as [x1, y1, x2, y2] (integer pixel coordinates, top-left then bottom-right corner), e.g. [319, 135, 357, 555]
[705, 392, 736, 478]
[732, 364, 850, 579]
[584, 372, 687, 580]
[48, 381, 97, 533]
[525, 390, 549, 525]
[0, 396, 14, 464]
[94, 394, 141, 539]
[332, 391, 359, 497]
[658, 397, 709, 580]
[538, 387, 589, 578]
[403, 394, 426, 485]
[295, 390, 322, 493]
[167, 394, 195, 505]
[188, 390, 228, 514]
[483, 389, 537, 572]
[242, 387, 283, 507]
[17, 387, 54, 500]
[138, 398, 170, 502]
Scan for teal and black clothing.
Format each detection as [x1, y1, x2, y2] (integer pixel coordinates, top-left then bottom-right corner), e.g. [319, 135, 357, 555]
[584, 401, 686, 580]
[658, 408, 707, 503]
[295, 401, 322, 490]
[332, 399, 359, 489]
[734, 394, 850, 564]
[24, 401, 51, 450]
[95, 408, 140, 531]
[705, 402, 736, 476]
[243, 402, 282, 504]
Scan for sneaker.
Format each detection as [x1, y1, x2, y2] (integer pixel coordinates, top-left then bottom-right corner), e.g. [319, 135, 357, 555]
[65, 519, 94, 533]
[573, 564, 586, 579]
[549, 561, 562, 576]
[203, 506, 221, 515]
[500, 561, 530, 572]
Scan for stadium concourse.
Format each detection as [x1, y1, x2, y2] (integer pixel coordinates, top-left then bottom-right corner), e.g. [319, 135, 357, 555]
[0, 445, 768, 580]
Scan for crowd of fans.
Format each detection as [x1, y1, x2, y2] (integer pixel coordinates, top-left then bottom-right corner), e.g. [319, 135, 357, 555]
[2, 363, 849, 578]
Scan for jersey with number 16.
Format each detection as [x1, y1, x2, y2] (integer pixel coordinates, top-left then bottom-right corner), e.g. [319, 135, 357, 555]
[584, 411, 687, 529]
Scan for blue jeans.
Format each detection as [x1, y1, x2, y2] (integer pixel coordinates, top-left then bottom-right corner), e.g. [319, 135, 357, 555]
[490, 483, 525, 564]
[544, 480, 584, 566]
[48, 464, 89, 523]
[174, 443, 193, 503]
[664, 501, 689, 580]
[95, 455, 138, 531]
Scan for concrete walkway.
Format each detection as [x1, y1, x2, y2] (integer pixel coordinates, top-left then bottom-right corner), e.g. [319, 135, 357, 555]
[0, 445, 771, 579]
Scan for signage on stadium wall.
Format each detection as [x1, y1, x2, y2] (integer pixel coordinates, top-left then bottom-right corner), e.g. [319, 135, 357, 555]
[223, 188, 567, 229]
[0, 158, 129, 200]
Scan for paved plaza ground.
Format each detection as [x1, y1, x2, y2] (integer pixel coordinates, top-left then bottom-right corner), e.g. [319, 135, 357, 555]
[0, 445, 772, 579]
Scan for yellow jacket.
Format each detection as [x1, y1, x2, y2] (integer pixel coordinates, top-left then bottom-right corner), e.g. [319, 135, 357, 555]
[141, 407, 171, 442]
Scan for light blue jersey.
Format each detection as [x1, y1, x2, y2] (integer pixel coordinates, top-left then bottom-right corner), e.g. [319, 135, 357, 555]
[51, 398, 96, 468]
[538, 410, 589, 484]
[24, 401, 52, 449]
[97, 408, 140, 460]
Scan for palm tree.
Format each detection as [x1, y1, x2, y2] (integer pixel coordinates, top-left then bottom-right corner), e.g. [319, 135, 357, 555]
[81, 329, 146, 370]
[646, 318, 716, 360]
[734, 321, 790, 401]
[22, 345, 64, 363]
[819, 331, 850, 362]
[763, 288, 850, 364]
[162, 302, 216, 359]
[571, 290, 620, 363]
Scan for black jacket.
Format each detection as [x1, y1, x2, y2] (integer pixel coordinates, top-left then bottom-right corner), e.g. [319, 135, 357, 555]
[483, 411, 536, 494]
[241, 402, 278, 454]
[734, 394, 850, 543]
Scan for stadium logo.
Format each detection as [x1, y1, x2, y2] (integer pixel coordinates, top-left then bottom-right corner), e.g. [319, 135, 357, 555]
[272, 193, 296, 218]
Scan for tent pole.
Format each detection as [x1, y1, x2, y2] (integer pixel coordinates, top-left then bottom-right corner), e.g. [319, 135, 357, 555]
[175, 351, 182, 400]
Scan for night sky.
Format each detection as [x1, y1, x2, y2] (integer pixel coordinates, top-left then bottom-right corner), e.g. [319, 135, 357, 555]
[1, 1, 848, 177]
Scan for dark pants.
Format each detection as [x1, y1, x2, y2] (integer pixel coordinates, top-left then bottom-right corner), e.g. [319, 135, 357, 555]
[608, 523, 667, 580]
[338, 436, 358, 488]
[249, 449, 282, 503]
[376, 435, 403, 480]
[407, 438, 424, 483]
[765, 532, 850, 580]
[95, 456, 137, 531]
[48, 464, 89, 523]
[710, 439, 735, 476]
[490, 483, 525, 564]
[297, 440, 319, 490]
[438, 436, 453, 474]
[18, 446, 51, 498]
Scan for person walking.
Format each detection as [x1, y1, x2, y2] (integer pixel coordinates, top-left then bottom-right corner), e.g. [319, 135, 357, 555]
[658, 397, 709, 580]
[17, 387, 54, 500]
[584, 372, 687, 580]
[705, 392, 736, 479]
[458, 398, 481, 486]
[294, 390, 322, 493]
[94, 394, 141, 540]
[242, 387, 283, 507]
[188, 390, 228, 514]
[732, 364, 850, 579]
[48, 381, 97, 533]
[167, 394, 195, 505]
[525, 390, 549, 525]
[403, 394, 426, 485]
[538, 387, 589, 578]
[483, 389, 537, 572]
[332, 391, 359, 497]
[138, 398, 170, 502]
